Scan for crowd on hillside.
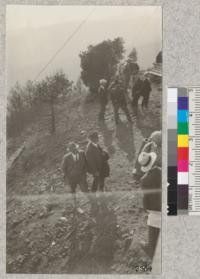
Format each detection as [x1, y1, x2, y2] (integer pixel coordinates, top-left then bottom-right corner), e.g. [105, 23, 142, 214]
[61, 63, 161, 261]
[61, 128, 161, 260]
[97, 70, 152, 124]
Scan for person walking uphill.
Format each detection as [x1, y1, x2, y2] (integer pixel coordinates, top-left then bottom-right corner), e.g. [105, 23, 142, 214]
[86, 132, 110, 193]
[110, 78, 132, 125]
[141, 75, 152, 110]
[98, 79, 108, 121]
[61, 142, 89, 206]
[132, 76, 143, 115]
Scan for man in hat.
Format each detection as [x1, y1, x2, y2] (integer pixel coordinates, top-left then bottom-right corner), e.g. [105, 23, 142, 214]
[123, 58, 139, 90]
[138, 151, 161, 258]
[61, 142, 89, 203]
[109, 78, 132, 125]
[85, 132, 110, 192]
[141, 75, 152, 110]
[131, 76, 143, 115]
[98, 79, 108, 121]
[122, 60, 132, 90]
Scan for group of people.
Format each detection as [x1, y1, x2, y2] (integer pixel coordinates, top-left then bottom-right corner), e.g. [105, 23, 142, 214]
[98, 76, 132, 124]
[97, 73, 152, 123]
[61, 131, 110, 207]
[61, 127, 161, 259]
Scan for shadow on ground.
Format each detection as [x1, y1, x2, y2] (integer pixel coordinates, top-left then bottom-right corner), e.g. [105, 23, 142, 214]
[115, 121, 135, 162]
[63, 195, 119, 274]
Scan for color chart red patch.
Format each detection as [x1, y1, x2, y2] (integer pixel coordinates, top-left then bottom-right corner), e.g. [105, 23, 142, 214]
[178, 147, 188, 160]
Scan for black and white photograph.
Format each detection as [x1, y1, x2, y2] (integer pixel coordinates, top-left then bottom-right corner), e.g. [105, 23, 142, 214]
[6, 5, 162, 274]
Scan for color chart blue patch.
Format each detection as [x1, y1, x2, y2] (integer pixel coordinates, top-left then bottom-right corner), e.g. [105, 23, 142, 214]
[178, 97, 188, 110]
[178, 110, 188, 123]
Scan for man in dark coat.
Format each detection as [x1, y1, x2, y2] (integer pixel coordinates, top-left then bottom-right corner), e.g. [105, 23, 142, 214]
[98, 79, 108, 121]
[122, 58, 139, 91]
[123, 61, 131, 90]
[61, 142, 89, 195]
[110, 78, 132, 124]
[141, 76, 152, 110]
[85, 132, 110, 192]
[131, 77, 143, 115]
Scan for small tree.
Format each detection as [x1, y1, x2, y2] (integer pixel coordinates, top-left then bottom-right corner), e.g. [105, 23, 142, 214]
[79, 37, 124, 94]
[7, 71, 72, 137]
[7, 82, 26, 135]
[37, 70, 72, 134]
[24, 80, 37, 107]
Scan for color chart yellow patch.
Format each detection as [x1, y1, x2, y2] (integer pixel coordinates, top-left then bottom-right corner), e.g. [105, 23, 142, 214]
[178, 135, 188, 147]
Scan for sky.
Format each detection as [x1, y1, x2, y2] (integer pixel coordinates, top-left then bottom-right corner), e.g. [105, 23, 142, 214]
[7, 5, 161, 31]
[6, 5, 162, 89]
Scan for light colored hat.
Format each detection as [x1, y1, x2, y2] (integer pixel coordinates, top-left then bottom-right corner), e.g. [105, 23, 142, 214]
[99, 79, 107, 85]
[138, 151, 157, 173]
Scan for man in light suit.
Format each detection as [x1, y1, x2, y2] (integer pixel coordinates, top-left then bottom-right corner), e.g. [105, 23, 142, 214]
[86, 132, 110, 192]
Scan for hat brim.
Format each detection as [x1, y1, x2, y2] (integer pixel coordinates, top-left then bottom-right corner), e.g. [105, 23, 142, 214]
[141, 152, 157, 173]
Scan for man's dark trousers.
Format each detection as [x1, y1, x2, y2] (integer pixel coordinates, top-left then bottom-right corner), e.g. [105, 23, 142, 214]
[113, 104, 132, 124]
[142, 92, 150, 109]
[92, 175, 105, 192]
[99, 102, 107, 120]
[69, 175, 89, 194]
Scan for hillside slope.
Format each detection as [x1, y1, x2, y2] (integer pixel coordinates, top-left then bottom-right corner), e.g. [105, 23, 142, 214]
[6, 85, 161, 274]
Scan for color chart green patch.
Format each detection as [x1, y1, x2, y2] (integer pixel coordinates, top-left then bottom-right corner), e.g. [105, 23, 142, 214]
[178, 122, 188, 134]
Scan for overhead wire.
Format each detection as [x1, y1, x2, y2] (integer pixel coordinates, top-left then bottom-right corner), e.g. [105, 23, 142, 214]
[34, 7, 96, 81]
[34, 6, 159, 80]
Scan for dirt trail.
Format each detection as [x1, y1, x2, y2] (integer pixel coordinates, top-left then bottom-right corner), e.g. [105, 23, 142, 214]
[7, 86, 161, 274]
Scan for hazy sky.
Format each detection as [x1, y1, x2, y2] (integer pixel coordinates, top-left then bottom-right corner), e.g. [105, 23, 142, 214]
[7, 5, 161, 31]
[6, 5, 162, 88]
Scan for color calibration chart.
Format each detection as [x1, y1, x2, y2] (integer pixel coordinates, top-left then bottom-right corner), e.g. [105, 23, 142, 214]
[167, 87, 200, 216]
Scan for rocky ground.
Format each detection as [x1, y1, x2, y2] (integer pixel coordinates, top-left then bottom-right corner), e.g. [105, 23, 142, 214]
[6, 84, 161, 274]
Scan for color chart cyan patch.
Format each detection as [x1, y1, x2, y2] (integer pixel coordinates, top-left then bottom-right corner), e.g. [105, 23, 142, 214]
[167, 87, 200, 216]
